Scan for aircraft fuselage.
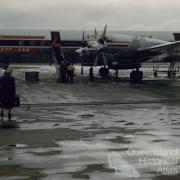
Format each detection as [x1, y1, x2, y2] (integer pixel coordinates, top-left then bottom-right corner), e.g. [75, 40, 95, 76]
[0, 30, 174, 70]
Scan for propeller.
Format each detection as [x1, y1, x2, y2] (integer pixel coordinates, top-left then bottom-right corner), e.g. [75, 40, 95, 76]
[94, 50, 108, 66]
[93, 24, 108, 66]
[75, 29, 89, 56]
[82, 29, 86, 47]
[94, 28, 98, 39]
[76, 25, 108, 66]
[98, 24, 107, 44]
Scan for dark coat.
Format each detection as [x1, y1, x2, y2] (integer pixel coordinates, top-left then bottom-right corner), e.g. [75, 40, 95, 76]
[0, 73, 16, 109]
[60, 63, 67, 82]
[89, 67, 94, 81]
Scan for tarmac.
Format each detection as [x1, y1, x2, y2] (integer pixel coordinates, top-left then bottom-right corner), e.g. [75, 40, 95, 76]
[0, 65, 180, 180]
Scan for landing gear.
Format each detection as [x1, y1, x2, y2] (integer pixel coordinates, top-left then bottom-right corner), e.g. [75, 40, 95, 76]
[167, 50, 177, 78]
[153, 56, 159, 78]
[167, 71, 176, 78]
[81, 64, 84, 75]
[114, 69, 119, 82]
[99, 66, 109, 78]
[130, 69, 143, 83]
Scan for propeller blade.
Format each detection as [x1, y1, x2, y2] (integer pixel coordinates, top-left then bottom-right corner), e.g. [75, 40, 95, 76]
[75, 47, 86, 56]
[75, 48, 82, 55]
[94, 53, 99, 67]
[82, 29, 85, 40]
[94, 28, 98, 39]
[82, 29, 86, 47]
[101, 24, 107, 40]
[98, 24, 107, 44]
[102, 52, 108, 66]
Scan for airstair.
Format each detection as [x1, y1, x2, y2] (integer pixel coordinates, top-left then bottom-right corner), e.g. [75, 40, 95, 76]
[50, 31, 65, 81]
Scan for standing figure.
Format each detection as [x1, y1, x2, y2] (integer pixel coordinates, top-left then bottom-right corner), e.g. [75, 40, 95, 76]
[52, 35, 64, 64]
[89, 66, 94, 82]
[60, 61, 67, 83]
[0, 68, 16, 121]
[67, 63, 75, 83]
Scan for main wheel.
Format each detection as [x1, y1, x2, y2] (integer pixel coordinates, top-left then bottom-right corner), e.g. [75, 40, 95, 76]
[154, 71, 158, 77]
[130, 70, 136, 83]
[167, 71, 176, 78]
[130, 70, 143, 83]
[99, 67, 109, 77]
[137, 71, 143, 83]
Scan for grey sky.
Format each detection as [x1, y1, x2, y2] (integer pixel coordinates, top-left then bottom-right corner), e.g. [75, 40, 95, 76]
[1, 0, 180, 30]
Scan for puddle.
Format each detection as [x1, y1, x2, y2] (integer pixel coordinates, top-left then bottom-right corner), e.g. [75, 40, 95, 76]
[1, 67, 180, 179]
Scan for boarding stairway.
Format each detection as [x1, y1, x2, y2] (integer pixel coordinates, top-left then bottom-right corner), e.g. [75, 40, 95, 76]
[50, 31, 65, 80]
[51, 31, 65, 65]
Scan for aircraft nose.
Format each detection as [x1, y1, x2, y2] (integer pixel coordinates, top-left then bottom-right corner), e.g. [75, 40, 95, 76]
[75, 48, 83, 54]
[76, 47, 87, 56]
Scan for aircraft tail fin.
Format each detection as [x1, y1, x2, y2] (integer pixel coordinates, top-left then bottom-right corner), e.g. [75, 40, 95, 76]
[173, 33, 180, 41]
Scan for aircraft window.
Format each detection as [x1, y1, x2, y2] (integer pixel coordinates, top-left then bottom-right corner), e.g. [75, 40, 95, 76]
[30, 40, 35, 46]
[47, 41, 51, 46]
[19, 40, 24, 46]
[40, 41, 46, 46]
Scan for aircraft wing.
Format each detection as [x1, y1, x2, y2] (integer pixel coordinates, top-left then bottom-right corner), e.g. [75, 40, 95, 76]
[137, 41, 180, 56]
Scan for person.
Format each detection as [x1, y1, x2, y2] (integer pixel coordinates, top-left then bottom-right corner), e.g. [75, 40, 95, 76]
[89, 66, 94, 82]
[0, 68, 16, 121]
[52, 35, 64, 64]
[67, 63, 75, 83]
[60, 61, 67, 83]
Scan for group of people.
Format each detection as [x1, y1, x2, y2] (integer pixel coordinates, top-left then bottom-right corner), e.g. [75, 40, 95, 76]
[51, 35, 75, 84]
[59, 61, 75, 83]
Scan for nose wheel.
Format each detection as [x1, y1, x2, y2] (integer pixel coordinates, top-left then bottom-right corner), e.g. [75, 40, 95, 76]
[130, 69, 143, 83]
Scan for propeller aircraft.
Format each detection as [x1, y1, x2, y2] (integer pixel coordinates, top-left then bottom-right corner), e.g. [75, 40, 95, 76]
[76, 25, 180, 83]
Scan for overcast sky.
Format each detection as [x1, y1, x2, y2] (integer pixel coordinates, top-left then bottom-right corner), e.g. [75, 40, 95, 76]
[1, 0, 180, 31]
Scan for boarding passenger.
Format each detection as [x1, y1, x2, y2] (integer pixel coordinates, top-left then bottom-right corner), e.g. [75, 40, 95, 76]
[60, 61, 67, 83]
[0, 68, 16, 121]
[52, 36, 64, 64]
[89, 66, 94, 82]
[67, 63, 75, 83]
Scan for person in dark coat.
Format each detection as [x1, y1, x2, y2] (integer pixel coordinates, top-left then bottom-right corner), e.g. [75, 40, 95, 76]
[89, 66, 94, 82]
[60, 61, 67, 83]
[0, 68, 16, 120]
[52, 36, 65, 64]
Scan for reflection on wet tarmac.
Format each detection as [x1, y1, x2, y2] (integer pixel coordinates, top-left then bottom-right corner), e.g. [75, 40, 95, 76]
[0, 66, 180, 179]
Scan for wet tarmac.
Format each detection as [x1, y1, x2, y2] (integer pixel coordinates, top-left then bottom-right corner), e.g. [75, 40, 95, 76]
[0, 65, 180, 180]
